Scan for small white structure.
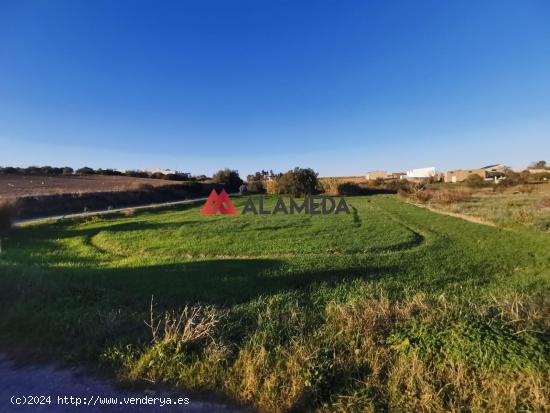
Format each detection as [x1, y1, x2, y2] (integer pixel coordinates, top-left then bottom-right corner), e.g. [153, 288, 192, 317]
[405, 166, 436, 179]
[143, 168, 179, 175]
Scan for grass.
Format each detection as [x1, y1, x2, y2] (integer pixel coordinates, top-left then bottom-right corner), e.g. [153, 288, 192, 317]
[419, 182, 550, 231]
[0, 195, 549, 412]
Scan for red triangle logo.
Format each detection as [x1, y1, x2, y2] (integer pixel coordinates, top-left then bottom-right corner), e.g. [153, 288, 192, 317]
[200, 189, 238, 215]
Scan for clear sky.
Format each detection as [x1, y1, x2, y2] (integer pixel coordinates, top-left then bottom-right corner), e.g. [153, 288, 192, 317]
[1, 1, 549, 177]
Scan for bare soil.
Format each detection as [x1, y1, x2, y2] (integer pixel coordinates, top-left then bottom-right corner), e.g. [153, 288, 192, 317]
[0, 175, 181, 199]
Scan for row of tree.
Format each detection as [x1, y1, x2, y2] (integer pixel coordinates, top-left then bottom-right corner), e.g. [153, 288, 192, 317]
[0, 165, 195, 181]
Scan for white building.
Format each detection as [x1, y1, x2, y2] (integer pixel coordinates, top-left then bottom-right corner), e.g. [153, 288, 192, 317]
[404, 166, 437, 179]
[143, 168, 179, 175]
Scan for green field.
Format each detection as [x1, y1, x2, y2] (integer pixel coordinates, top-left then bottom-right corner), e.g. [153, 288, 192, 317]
[0, 195, 549, 412]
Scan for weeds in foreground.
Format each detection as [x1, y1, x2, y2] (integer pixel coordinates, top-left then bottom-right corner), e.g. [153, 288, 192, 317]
[110, 292, 549, 412]
[145, 297, 225, 347]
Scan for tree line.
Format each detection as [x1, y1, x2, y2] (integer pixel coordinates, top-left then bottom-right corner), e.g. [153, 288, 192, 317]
[0, 165, 195, 181]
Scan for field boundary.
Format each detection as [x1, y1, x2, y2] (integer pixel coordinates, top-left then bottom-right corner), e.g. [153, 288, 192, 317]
[14, 197, 211, 225]
[407, 201, 496, 227]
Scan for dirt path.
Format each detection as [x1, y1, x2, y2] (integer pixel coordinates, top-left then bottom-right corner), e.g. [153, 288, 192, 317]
[14, 197, 210, 226]
[0, 354, 248, 413]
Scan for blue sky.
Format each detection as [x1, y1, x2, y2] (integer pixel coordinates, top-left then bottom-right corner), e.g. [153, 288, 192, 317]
[1, 0, 549, 177]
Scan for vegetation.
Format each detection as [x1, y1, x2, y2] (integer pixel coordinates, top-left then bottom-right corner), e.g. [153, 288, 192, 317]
[530, 160, 548, 169]
[277, 167, 319, 196]
[0, 200, 15, 231]
[0, 195, 548, 412]
[464, 174, 487, 188]
[212, 169, 243, 192]
[0, 165, 193, 182]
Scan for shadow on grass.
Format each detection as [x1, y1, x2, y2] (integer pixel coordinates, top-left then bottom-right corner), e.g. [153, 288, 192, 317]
[50, 259, 400, 305]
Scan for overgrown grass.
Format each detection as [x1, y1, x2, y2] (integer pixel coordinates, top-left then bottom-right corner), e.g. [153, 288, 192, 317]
[0, 195, 549, 412]
[415, 183, 550, 231]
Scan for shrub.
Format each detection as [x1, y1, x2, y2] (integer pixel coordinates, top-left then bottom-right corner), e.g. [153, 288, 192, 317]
[265, 179, 280, 195]
[320, 178, 340, 196]
[432, 189, 472, 204]
[246, 180, 265, 194]
[0, 200, 16, 231]
[385, 179, 410, 192]
[373, 177, 386, 187]
[413, 189, 434, 203]
[336, 182, 363, 196]
[465, 174, 487, 188]
[76, 167, 95, 175]
[531, 172, 550, 182]
[212, 169, 243, 192]
[97, 168, 123, 176]
[397, 188, 410, 198]
[277, 167, 318, 196]
[496, 170, 528, 189]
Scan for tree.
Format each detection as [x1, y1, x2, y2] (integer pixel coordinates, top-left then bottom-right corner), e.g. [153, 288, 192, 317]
[277, 167, 319, 196]
[76, 167, 95, 175]
[529, 160, 547, 170]
[212, 169, 243, 192]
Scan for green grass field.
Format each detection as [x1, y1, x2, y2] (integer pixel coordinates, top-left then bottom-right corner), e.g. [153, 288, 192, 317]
[1, 195, 549, 412]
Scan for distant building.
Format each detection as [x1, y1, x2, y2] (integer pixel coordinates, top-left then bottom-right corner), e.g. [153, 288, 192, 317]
[144, 168, 179, 175]
[527, 168, 550, 174]
[405, 167, 437, 180]
[390, 172, 406, 179]
[365, 170, 387, 180]
[444, 164, 506, 183]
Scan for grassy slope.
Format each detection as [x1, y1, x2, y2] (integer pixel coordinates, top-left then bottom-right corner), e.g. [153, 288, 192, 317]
[0, 195, 548, 412]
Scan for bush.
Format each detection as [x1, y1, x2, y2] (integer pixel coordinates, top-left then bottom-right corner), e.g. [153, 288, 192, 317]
[413, 189, 434, 203]
[246, 180, 265, 194]
[97, 168, 123, 176]
[320, 178, 340, 196]
[265, 179, 280, 195]
[383, 179, 411, 193]
[373, 177, 386, 187]
[530, 172, 550, 182]
[337, 182, 363, 196]
[0, 200, 15, 231]
[277, 167, 318, 196]
[76, 167, 95, 175]
[465, 174, 487, 188]
[432, 189, 472, 204]
[212, 169, 243, 192]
